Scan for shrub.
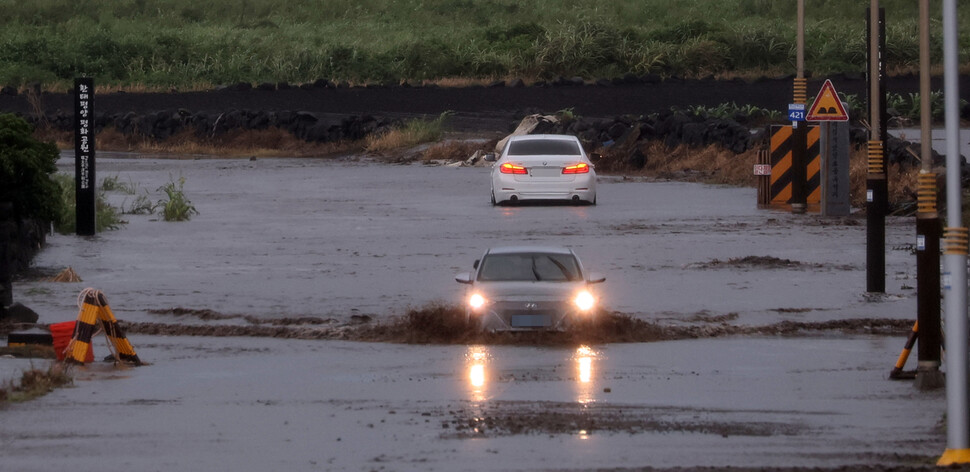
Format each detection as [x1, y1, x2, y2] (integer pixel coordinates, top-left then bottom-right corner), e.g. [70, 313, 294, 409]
[157, 175, 198, 221]
[1, 363, 72, 403]
[51, 173, 126, 234]
[0, 114, 63, 221]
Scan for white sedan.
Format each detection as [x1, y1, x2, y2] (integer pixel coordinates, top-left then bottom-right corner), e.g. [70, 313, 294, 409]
[488, 134, 596, 206]
[455, 246, 606, 331]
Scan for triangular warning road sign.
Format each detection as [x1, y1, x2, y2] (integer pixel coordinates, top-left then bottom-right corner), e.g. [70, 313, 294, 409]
[806, 79, 849, 121]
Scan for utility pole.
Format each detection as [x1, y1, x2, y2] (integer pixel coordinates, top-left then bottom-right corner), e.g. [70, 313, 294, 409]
[938, 0, 970, 465]
[866, 2, 886, 293]
[790, 0, 807, 214]
[914, 0, 943, 391]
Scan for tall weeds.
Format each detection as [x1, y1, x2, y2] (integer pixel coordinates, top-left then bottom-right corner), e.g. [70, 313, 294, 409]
[0, 0, 964, 88]
[365, 112, 451, 153]
[157, 175, 198, 222]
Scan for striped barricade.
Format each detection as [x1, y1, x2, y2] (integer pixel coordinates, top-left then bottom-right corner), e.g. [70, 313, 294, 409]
[768, 125, 821, 210]
[64, 288, 143, 366]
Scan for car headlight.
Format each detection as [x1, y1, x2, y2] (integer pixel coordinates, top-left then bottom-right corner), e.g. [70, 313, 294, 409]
[574, 290, 595, 311]
[469, 293, 486, 310]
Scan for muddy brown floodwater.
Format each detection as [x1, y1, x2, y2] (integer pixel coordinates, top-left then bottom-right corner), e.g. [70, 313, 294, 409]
[0, 152, 951, 471]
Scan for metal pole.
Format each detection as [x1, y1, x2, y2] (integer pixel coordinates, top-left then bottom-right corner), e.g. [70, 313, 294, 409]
[915, 0, 943, 390]
[938, 0, 970, 465]
[791, 0, 807, 214]
[866, 3, 886, 293]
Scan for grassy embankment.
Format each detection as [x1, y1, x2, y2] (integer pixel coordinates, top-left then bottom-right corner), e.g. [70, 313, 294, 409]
[0, 0, 967, 91]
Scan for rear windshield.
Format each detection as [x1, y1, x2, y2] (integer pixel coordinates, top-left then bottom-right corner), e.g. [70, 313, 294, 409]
[477, 252, 581, 282]
[507, 139, 581, 156]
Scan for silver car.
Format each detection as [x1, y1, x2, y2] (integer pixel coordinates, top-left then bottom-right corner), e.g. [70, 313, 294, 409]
[488, 134, 597, 206]
[455, 246, 606, 331]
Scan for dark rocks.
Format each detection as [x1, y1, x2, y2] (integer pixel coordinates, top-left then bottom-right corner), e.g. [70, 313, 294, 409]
[21, 105, 394, 146]
[3, 302, 39, 324]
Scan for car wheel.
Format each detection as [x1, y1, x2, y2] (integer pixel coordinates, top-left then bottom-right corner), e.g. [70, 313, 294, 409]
[490, 190, 496, 206]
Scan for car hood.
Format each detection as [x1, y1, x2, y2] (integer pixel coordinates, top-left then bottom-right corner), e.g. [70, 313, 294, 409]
[474, 281, 586, 300]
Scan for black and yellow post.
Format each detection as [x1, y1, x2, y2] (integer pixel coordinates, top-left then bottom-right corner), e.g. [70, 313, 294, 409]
[866, 141, 886, 293]
[790, 78, 808, 215]
[913, 0, 943, 390]
[866, 5, 887, 293]
[889, 321, 919, 379]
[95, 292, 142, 365]
[915, 173, 943, 389]
[65, 291, 99, 364]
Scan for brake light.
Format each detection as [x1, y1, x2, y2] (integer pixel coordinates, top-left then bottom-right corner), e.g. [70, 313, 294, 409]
[562, 163, 590, 174]
[500, 163, 528, 174]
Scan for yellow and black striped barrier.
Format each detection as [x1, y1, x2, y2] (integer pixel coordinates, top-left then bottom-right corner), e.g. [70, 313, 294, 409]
[768, 125, 821, 210]
[65, 288, 143, 366]
[889, 321, 919, 380]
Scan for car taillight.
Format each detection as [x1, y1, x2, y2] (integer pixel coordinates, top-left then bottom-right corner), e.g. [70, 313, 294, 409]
[500, 163, 528, 174]
[562, 163, 590, 174]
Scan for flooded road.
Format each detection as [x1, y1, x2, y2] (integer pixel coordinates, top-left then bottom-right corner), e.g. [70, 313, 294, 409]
[17, 153, 916, 327]
[1, 153, 941, 470]
[0, 334, 944, 471]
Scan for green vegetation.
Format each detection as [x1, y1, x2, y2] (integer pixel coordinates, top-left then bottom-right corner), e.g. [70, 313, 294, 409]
[0, 363, 72, 403]
[122, 192, 155, 215]
[100, 173, 138, 194]
[684, 102, 782, 122]
[0, 114, 62, 221]
[0, 0, 966, 89]
[365, 112, 451, 152]
[52, 173, 126, 234]
[835, 91, 958, 122]
[156, 175, 198, 221]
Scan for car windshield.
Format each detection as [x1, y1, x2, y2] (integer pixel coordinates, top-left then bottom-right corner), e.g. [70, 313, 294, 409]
[507, 140, 581, 156]
[477, 252, 581, 282]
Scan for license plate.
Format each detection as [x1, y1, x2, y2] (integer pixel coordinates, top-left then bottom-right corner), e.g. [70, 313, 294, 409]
[510, 314, 552, 327]
[529, 168, 561, 178]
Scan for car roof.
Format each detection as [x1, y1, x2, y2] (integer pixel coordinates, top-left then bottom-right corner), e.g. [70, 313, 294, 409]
[507, 134, 579, 142]
[485, 246, 575, 256]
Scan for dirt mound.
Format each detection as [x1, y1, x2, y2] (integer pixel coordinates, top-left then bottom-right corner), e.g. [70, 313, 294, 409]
[686, 256, 813, 270]
[121, 303, 912, 345]
[147, 307, 335, 325]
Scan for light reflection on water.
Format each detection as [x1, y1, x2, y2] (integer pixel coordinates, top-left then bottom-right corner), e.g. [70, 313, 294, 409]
[465, 345, 490, 403]
[573, 345, 598, 406]
[463, 345, 601, 406]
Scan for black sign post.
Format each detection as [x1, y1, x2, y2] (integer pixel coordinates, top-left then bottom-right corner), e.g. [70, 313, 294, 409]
[74, 77, 95, 235]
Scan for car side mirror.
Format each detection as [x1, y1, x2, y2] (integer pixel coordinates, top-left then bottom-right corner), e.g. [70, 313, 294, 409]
[483, 153, 496, 162]
[587, 272, 606, 284]
[473, 259, 480, 269]
[455, 272, 473, 284]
